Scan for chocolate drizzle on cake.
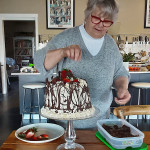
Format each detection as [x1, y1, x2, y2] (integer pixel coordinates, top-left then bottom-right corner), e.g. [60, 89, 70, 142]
[44, 69, 92, 114]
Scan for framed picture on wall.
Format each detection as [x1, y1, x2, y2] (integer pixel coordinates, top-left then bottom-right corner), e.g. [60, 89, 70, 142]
[144, 0, 150, 28]
[46, 0, 75, 29]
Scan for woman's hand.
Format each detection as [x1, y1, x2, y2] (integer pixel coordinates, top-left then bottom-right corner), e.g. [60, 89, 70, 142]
[44, 45, 82, 70]
[114, 89, 131, 105]
[114, 76, 131, 105]
[62, 45, 82, 61]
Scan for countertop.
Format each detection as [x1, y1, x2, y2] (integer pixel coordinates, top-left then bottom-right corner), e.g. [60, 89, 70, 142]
[11, 72, 40, 75]
[129, 71, 150, 73]
[11, 71, 150, 76]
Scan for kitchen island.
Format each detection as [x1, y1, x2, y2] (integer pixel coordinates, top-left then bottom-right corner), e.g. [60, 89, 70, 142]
[11, 71, 150, 115]
[11, 72, 45, 115]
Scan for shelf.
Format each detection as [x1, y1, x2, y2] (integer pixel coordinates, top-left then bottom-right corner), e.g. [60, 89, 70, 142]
[13, 36, 35, 66]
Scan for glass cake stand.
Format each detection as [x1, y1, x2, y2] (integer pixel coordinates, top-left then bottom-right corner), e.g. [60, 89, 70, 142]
[57, 120, 83, 150]
[41, 107, 99, 150]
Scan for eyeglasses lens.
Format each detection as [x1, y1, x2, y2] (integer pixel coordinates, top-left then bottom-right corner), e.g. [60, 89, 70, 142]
[91, 16, 113, 27]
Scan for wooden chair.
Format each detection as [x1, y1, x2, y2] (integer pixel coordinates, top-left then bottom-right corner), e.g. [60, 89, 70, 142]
[113, 105, 150, 127]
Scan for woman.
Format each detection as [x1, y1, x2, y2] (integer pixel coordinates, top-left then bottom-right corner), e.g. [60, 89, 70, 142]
[34, 0, 131, 129]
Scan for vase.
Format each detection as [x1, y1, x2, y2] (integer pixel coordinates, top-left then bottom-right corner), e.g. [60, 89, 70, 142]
[123, 62, 129, 71]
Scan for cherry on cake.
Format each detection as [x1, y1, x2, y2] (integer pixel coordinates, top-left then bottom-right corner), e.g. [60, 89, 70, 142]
[41, 69, 95, 119]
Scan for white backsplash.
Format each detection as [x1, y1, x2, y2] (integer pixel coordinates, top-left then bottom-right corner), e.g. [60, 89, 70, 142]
[121, 43, 150, 55]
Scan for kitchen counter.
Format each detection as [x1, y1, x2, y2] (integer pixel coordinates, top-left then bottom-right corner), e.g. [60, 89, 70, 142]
[11, 71, 150, 115]
[11, 71, 150, 75]
[11, 72, 40, 75]
[11, 72, 46, 114]
[129, 71, 150, 73]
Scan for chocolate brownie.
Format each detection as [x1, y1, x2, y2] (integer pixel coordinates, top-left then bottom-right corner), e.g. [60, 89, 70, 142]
[102, 124, 139, 138]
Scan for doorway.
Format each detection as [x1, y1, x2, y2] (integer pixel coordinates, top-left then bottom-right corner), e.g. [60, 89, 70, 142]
[0, 14, 38, 94]
[4, 20, 35, 89]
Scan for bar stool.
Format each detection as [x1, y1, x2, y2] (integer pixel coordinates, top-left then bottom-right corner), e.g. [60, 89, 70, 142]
[22, 83, 45, 123]
[131, 82, 150, 126]
[131, 82, 150, 105]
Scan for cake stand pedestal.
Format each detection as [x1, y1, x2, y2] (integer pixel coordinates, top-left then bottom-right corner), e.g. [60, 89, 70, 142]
[56, 120, 84, 150]
[41, 107, 99, 150]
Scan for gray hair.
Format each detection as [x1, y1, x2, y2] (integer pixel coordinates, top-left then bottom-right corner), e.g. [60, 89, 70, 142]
[84, 0, 119, 22]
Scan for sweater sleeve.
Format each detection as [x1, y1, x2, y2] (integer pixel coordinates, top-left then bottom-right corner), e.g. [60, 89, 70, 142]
[34, 38, 59, 77]
[34, 27, 80, 77]
[113, 46, 130, 82]
[105, 34, 130, 82]
[34, 29, 73, 77]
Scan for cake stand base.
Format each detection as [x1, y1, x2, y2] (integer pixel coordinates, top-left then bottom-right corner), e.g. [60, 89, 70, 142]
[56, 120, 85, 150]
[56, 143, 85, 150]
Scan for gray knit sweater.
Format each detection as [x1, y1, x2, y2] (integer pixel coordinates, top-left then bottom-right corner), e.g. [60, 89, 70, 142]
[34, 26, 130, 129]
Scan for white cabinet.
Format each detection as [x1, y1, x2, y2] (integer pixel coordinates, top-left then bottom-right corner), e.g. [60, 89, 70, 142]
[13, 36, 34, 66]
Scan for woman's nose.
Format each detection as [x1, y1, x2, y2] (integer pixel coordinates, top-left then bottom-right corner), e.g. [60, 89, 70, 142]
[97, 22, 104, 28]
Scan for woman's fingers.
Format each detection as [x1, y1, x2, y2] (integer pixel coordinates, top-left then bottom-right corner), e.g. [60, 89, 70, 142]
[114, 89, 131, 105]
[70, 46, 75, 60]
[63, 45, 82, 61]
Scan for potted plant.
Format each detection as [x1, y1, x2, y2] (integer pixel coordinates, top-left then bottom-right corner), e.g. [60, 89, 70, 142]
[122, 52, 135, 62]
[121, 52, 135, 71]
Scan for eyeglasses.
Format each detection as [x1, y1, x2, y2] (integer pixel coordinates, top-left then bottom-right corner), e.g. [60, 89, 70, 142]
[91, 15, 113, 27]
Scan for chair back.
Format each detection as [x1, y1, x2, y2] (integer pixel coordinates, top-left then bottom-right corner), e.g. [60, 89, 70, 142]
[113, 105, 150, 119]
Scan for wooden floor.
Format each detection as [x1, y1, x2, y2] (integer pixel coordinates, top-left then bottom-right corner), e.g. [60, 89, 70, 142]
[0, 77, 21, 146]
[0, 78, 150, 146]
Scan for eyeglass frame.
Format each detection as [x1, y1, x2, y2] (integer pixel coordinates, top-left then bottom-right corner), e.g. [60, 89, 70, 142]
[91, 15, 113, 27]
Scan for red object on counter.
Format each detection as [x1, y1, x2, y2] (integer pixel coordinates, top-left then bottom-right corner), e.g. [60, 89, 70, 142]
[129, 66, 140, 72]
